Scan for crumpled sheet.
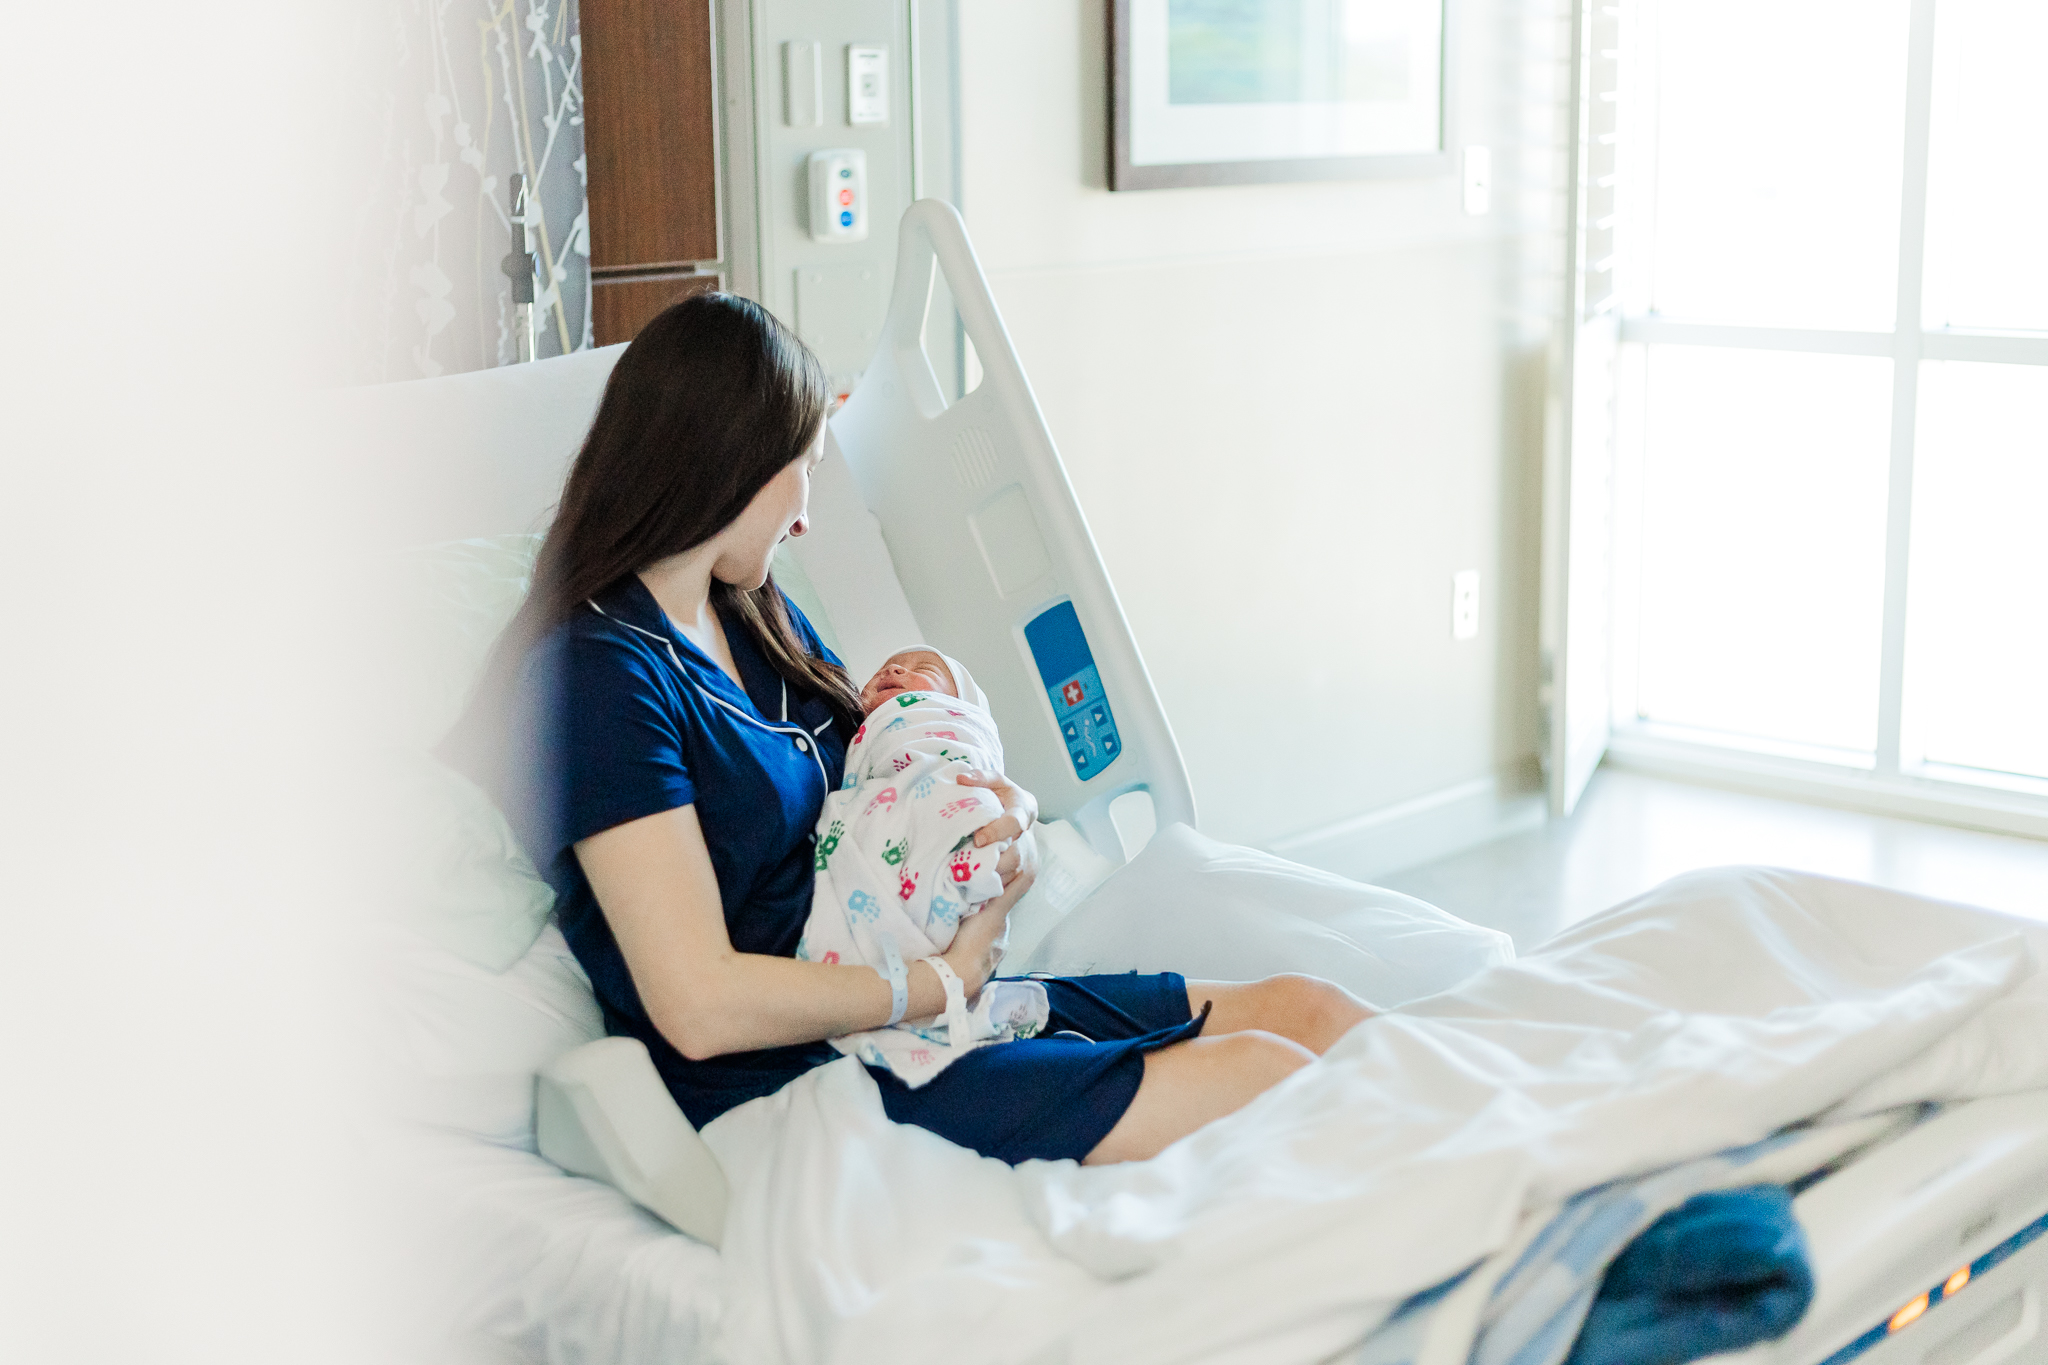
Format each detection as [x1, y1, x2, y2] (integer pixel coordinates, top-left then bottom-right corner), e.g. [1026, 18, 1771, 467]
[697, 868, 2048, 1365]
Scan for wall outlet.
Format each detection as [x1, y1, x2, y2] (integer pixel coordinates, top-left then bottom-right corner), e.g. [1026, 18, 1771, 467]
[1452, 570, 1480, 640]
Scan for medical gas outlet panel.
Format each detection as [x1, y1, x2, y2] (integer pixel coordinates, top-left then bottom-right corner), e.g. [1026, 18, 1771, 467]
[807, 149, 868, 242]
[742, 1, 933, 401]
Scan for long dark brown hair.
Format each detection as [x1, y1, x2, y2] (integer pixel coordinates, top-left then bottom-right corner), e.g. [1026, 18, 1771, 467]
[455, 292, 865, 772]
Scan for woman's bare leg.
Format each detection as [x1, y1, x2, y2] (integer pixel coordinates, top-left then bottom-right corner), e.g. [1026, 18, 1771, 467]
[1081, 975, 1379, 1165]
[1185, 975, 1375, 1054]
[1082, 1030, 1315, 1165]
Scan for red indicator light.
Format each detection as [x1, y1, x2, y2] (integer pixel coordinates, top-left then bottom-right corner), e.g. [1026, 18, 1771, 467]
[838, 188, 855, 206]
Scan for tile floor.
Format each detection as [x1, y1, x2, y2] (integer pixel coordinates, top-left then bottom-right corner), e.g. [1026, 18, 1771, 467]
[1376, 765, 2048, 951]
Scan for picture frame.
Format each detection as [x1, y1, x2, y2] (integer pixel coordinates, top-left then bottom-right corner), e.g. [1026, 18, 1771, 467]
[1109, 0, 1452, 192]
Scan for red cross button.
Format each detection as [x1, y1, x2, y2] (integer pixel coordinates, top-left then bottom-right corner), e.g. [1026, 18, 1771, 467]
[1062, 680, 1085, 706]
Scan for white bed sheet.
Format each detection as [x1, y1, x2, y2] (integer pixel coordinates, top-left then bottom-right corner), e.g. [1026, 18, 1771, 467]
[697, 867, 2048, 1365]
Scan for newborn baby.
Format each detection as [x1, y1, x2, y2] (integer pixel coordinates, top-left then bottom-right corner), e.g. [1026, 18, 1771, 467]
[797, 647, 1048, 1087]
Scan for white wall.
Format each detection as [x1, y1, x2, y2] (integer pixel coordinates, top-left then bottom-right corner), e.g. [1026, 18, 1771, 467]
[955, 0, 1563, 871]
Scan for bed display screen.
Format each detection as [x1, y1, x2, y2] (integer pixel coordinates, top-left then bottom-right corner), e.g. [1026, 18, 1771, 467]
[1024, 601, 1121, 781]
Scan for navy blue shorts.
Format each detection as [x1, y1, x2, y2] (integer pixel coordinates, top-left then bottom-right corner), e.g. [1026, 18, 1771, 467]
[866, 972, 1206, 1165]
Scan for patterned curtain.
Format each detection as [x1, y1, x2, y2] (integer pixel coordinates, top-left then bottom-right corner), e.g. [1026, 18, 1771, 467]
[352, 0, 590, 380]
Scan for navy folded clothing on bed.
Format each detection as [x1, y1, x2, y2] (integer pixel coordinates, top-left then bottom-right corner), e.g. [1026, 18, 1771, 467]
[1565, 1186, 1814, 1365]
[1351, 1137, 1817, 1365]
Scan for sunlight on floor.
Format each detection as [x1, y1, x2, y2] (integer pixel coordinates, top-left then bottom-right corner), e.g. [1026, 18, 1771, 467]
[1376, 766, 2048, 950]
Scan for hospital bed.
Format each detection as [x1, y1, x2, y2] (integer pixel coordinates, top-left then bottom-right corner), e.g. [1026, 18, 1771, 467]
[359, 202, 2048, 1365]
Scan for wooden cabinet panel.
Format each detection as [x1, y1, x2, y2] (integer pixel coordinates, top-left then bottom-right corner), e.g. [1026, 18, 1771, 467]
[581, 0, 719, 271]
[592, 272, 721, 347]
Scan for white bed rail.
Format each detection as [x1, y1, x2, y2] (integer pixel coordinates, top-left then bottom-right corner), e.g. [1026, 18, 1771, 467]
[825, 200, 1197, 862]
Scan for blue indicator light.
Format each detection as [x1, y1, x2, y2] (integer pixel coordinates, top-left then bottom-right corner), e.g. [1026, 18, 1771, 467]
[838, 209, 854, 227]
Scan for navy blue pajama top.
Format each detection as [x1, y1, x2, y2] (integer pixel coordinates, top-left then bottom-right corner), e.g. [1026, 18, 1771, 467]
[497, 575, 851, 1128]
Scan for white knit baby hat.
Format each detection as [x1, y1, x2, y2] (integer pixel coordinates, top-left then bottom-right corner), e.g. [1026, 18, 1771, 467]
[915, 646, 988, 713]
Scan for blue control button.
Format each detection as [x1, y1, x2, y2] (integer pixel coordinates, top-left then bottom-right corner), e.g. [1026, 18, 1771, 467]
[838, 209, 854, 226]
[1025, 600, 1122, 782]
[838, 167, 853, 179]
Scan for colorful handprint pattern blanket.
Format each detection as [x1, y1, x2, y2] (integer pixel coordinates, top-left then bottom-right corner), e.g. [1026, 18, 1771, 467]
[797, 690, 1049, 1086]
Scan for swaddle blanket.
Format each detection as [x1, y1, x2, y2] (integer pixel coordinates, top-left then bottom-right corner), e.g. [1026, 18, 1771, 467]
[797, 658, 1048, 1086]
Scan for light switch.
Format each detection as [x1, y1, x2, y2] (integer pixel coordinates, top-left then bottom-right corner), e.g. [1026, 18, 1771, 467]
[847, 46, 888, 125]
[783, 41, 822, 127]
[1452, 570, 1480, 640]
[1462, 146, 1492, 216]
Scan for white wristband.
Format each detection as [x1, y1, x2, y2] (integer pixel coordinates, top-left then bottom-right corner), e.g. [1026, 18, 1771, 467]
[924, 955, 964, 1008]
[922, 956, 974, 1057]
[877, 939, 909, 1026]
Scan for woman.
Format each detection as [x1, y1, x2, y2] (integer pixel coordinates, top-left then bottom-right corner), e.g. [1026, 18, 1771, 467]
[454, 293, 1373, 1166]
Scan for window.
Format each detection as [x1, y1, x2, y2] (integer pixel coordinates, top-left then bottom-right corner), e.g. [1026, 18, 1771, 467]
[1610, 0, 2048, 808]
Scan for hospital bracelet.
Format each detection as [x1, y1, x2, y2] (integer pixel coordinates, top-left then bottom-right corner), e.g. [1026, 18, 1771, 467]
[877, 939, 910, 1026]
[923, 955, 965, 1013]
[922, 955, 971, 1057]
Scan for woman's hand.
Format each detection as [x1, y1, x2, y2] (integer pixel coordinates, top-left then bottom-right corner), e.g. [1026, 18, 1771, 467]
[945, 769, 1040, 997]
[940, 833, 1036, 996]
[960, 768, 1038, 864]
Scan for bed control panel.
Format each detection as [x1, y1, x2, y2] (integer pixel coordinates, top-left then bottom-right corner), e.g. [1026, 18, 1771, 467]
[1024, 601, 1121, 781]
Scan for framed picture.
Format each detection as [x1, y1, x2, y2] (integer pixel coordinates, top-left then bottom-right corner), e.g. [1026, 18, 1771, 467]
[1110, 0, 1450, 191]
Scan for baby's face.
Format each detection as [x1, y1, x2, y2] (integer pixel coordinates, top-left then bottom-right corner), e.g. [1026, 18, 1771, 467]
[860, 650, 956, 713]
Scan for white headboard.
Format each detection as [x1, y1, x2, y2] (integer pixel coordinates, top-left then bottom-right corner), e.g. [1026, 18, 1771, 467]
[339, 344, 618, 548]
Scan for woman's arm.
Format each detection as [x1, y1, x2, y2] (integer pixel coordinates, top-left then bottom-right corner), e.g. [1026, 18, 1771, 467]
[576, 803, 1034, 1061]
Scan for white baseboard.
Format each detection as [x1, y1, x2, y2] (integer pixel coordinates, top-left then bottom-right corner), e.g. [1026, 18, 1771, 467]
[1605, 729, 2048, 842]
[1264, 764, 1547, 885]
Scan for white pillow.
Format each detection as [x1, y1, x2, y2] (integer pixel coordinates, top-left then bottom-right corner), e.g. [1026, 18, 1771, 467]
[1016, 823, 1514, 1008]
[374, 922, 603, 1150]
[1001, 818, 1123, 965]
[384, 756, 558, 973]
[391, 533, 545, 751]
[373, 534, 560, 970]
